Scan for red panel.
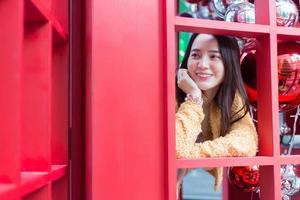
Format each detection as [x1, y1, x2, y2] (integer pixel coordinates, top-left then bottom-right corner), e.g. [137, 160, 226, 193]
[22, 22, 52, 171]
[51, 42, 68, 165]
[85, 0, 165, 199]
[0, 0, 23, 184]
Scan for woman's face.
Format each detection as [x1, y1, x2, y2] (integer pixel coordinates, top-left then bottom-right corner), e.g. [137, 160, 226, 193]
[187, 34, 225, 92]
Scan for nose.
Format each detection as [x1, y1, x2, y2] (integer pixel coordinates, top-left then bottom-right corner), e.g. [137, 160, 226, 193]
[197, 55, 209, 69]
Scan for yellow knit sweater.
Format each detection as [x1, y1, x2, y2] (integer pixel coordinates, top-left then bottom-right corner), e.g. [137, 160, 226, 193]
[176, 93, 258, 191]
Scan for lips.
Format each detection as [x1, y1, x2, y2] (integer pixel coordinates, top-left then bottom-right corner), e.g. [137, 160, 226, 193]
[196, 72, 213, 78]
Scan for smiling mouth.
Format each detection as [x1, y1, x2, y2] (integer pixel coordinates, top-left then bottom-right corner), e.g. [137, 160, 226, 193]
[196, 73, 213, 78]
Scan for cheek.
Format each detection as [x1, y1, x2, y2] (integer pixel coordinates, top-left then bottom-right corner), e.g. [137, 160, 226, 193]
[187, 59, 196, 70]
[187, 64, 195, 76]
[213, 63, 225, 77]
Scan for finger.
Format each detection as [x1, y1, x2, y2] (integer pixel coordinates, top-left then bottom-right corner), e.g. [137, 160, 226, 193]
[178, 69, 184, 77]
[182, 69, 189, 77]
[178, 69, 185, 79]
[177, 71, 182, 83]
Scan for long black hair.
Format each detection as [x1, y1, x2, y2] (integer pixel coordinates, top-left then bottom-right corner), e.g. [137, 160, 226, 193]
[176, 33, 249, 136]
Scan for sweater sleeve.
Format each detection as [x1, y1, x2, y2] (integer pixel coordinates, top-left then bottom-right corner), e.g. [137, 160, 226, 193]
[196, 95, 258, 157]
[176, 101, 205, 159]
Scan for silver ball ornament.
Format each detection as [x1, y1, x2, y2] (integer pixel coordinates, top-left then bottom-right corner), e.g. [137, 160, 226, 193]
[225, 2, 255, 23]
[211, 0, 248, 19]
[276, 0, 299, 27]
[281, 165, 300, 198]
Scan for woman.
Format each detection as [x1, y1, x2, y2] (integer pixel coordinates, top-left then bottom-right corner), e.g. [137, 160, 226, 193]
[176, 33, 258, 198]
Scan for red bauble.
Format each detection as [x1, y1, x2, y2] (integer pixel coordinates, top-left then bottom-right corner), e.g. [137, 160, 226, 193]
[241, 41, 300, 112]
[228, 166, 260, 192]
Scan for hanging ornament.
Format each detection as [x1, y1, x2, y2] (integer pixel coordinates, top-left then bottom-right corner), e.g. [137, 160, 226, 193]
[211, 0, 248, 19]
[225, 2, 255, 23]
[277, 54, 300, 111]
[281, 164, 300, 199]
[276, 0, 299, 27]
[240, 41, 300, 112]
[228, 165, 260, 192]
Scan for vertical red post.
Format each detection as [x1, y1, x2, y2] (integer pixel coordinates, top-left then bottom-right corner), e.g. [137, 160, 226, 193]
[85, 0, 166, 199]
[0, 0, 23, 186]
[164, 0, 177, 199]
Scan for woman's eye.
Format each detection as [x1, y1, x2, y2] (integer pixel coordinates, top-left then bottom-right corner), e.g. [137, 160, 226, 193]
[191, 53, 200, 58]
[210, 54, 221, 60]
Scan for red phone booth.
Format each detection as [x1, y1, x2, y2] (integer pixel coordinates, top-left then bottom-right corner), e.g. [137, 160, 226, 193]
[1, 0, 300, 199]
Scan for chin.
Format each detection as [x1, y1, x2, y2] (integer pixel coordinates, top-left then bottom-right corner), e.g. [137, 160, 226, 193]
[198, 85, 211, 91]
[197, 84, 219, 92]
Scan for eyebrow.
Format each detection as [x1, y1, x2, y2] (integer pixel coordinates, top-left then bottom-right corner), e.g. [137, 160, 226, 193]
[191, 49, 220, 53]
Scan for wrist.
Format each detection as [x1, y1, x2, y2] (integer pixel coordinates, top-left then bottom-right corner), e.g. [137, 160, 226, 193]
[190, 90, 201, 98]
[185, 93, 203, 106]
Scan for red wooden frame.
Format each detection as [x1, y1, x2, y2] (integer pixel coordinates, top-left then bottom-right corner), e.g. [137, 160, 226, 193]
[3, 0, 299, 199]
[165, 0, 300, 200]
[0, 0, 69, 199]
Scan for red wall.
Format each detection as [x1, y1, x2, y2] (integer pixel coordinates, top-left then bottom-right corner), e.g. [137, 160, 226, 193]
[85, 0, 166, 199]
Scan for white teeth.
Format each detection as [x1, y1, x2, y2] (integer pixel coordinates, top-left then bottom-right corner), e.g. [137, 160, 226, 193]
[196, 73, 212, 77]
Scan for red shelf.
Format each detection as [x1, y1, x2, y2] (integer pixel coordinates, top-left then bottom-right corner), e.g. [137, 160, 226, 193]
[176, 156, 275, 169]
[279, 155, 300, 165]
[276, 26, 300, 40]
[175, 16, 269, 37]
[20, 165, 67, 197]
[0, 184, 18, 200]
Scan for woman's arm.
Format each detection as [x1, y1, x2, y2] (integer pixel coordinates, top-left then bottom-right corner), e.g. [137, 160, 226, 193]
[176, 101, 205, 159]
[176, 93, 258, 158]
[195, 112, 258, 157]
[196, 95, 258, 157]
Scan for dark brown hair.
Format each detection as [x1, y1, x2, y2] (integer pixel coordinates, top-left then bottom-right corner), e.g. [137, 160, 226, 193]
[176, 33, 249, 136]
